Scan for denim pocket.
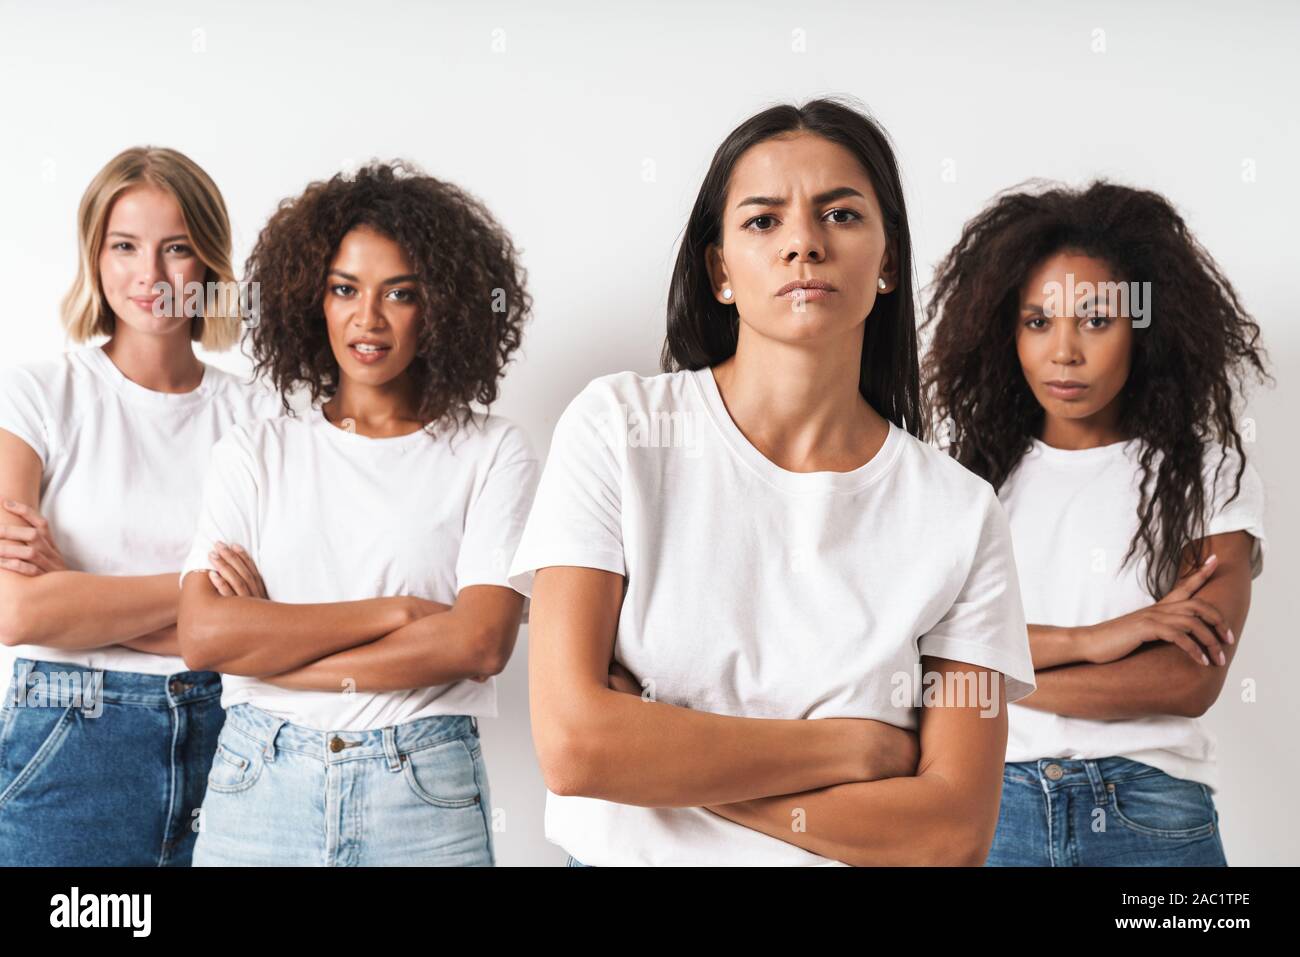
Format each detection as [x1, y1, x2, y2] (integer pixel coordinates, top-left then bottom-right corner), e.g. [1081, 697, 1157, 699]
[0, 701, 77, 811]
[400, 736, 483, 809]
[206, 732, 263, 794]
[1107, 773, 1217, 839]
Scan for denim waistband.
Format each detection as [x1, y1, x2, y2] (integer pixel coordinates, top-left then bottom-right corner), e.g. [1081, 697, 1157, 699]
[222, 702, 478, 768]
[1004, 756, 1175, 803]
[7, 656, 221, 708]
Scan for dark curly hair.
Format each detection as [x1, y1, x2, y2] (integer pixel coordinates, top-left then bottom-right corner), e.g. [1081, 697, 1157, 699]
[243, 160, 531, 435]
[663, 97, 925, 438]
[922, 179, 1270, 596]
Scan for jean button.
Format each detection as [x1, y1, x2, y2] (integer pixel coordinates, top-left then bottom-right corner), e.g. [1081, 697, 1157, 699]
[329, 736, 345, 753]
[1044, 763, 1064, 781]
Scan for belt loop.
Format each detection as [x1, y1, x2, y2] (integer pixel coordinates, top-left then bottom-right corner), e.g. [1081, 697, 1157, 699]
[1083, 759, 1108, 804]
[470, 716, 479, 736]
[382, 726, 402, 772]
[263, 718, 287, 762]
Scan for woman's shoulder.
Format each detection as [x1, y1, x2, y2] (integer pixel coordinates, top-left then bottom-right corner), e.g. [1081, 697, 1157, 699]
[569, 368, 696, 408]
[897, 429, 1000, 503]
[456, 410, 537, 464]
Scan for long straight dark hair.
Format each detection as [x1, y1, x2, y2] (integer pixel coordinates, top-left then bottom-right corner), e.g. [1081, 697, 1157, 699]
[661, 97, 924, 439]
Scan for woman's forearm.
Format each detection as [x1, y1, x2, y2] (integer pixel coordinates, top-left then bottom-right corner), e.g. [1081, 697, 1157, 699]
[261, 604, 503, 693]
[1016, 643, 1209, 719]
[707, 772, 992, 866]
[537, 686, 903, 807]
[178, 574, 417, 677]
[1028, 624, 1090, 668]
[119, 623, 181, 657]
[0, 571, 178, 650]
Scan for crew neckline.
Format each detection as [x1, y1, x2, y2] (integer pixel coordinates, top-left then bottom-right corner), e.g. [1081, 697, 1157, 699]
[87, 343, 213, 406]
[1029, 435, 1139, 465]
[690, 366, 904, 494]
[312, 404, 436, 451]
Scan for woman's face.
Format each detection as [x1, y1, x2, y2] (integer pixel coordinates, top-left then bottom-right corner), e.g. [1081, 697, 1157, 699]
[707, 131, 894, 347]
[1015, 249, 1133, 426]
[323, 226, 421, 388]
[98, 184, 207, 337]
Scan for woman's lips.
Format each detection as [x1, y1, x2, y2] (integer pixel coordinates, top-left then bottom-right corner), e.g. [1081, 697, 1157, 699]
[1044, 382, 1088, 399]
[348, 344, 391, 364]
[778, 287, 835, 302]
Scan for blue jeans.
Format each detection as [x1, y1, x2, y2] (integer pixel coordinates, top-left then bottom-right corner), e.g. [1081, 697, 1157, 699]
[193, 703, 494, 866]
[0, 656, 224, 866]
[986, 757, 1228, 866]
[566, 854, 593, 867]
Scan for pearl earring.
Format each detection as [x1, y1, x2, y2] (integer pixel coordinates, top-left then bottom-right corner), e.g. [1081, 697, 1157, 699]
[722, 288, 733, 300]
[877, 278, 887, 290]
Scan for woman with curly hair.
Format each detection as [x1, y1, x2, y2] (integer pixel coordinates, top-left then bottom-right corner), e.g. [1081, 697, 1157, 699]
[510, 99, 1036, 866]
[176, 161, 538, 866]
[923, 180, 1269, 866]
[0, 146, 278, 865]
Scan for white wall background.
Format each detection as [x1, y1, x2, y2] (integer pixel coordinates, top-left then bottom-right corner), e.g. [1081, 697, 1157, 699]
[1, 0, 1295, 865]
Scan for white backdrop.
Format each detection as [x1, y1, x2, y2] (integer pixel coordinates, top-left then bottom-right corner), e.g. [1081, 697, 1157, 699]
[1, 0, 1295, 865]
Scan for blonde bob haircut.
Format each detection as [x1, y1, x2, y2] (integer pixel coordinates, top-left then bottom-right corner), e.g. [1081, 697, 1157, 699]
[61, 146, 241, 351]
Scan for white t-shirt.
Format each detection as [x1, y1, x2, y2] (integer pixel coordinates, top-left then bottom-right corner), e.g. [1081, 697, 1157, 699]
[180, 407, 539, 731]
[1000, 437, 1266, 792]
[507, 368, 1036, 866]
[0, 343, 280, 676]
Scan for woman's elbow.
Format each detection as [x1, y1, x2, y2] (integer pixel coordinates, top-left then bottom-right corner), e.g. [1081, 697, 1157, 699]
[532, 703, 603, 797]
[473, 623, 519, 678]
[0, 578, 38, 646]
[177, 595, 223, 671]
[911, 797, 999, 867]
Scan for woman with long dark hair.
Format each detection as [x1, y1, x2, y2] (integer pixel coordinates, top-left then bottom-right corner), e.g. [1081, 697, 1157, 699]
[510, 99, 1036, 866]
[923, 180, 1268, 866]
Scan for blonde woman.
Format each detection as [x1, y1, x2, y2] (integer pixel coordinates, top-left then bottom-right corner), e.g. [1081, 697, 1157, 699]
[0, 147, 278, 865]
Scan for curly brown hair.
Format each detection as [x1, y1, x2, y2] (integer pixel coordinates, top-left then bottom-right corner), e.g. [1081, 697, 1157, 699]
[922, 180, 1270, 597]
[244, 160, 531, 434]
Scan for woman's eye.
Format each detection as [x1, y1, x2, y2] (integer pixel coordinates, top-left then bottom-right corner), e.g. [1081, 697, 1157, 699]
[387, 288, 414, 302]
[825, 208, 861, 224]
[1024, 316, 1047, 329]
[330, 284, 354, 297]
[1086, 315, 1113, 328]
[165, 243, 193, 256]
[111, 241, 133, 252]
[742, 214, 777, 232]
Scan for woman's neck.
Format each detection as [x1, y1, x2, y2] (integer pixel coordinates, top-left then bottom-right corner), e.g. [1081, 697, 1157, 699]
[711, 327, 888, 473]
[1038, 403, 1128, 450]
[102, 324, 204, 393]
[323, 376, 423, 438]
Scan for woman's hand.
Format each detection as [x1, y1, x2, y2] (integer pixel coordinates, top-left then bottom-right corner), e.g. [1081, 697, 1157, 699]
[206, 541, 268, 599]
[1080, 554, 1230, 666]
[0, 499, 69, 575]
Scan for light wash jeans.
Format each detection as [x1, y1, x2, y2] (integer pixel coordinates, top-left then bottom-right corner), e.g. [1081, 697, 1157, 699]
[193, 702, 494, 866]
[986, 756, 1228, 866]
[0, 656, 224, 866]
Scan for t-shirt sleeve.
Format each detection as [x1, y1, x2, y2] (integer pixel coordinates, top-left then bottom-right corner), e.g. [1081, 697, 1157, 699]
[1203, 444, 1266, 579]
[179, 425, 262, 589]
[0, 364, 53, 465]
[455, 422, 541, 593]
[917, 484, 1037, 703]
[507, 380, 626, 598]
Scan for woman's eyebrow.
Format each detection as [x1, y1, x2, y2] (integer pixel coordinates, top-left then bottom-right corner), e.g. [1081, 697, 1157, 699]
[327, 270, 418, 285]
[107, 231, 190, 243]
[735, 186, 866, 209]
